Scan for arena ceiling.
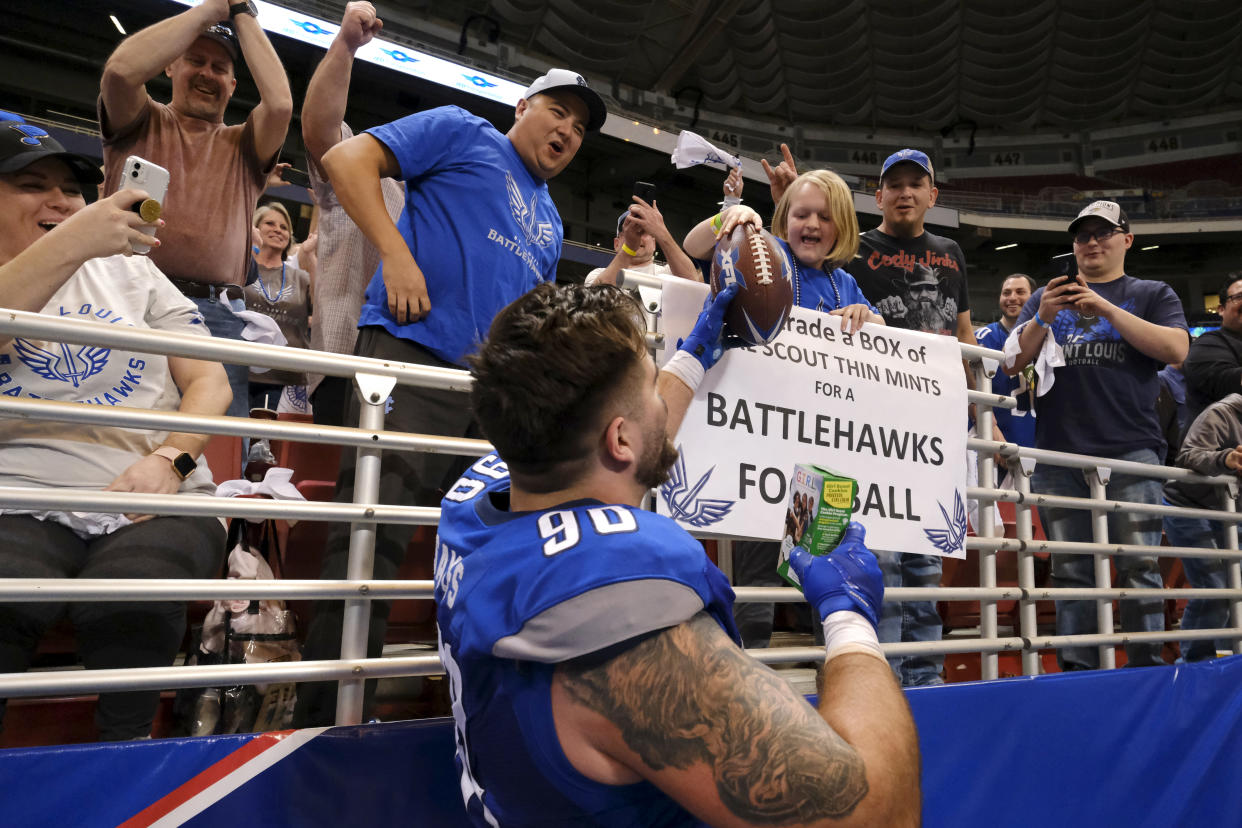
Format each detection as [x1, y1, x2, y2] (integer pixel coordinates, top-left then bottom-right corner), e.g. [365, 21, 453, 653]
[377, 0, 1242, 135]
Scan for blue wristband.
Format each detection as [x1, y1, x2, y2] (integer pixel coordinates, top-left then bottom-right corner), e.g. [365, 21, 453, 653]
[1033, 315, 1051, 329]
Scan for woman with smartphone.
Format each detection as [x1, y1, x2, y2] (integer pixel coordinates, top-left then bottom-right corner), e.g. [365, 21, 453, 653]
[242, 201, 312, 414]
[0, 120, 229, 741]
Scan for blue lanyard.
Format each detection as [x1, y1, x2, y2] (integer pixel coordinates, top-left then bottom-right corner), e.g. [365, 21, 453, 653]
[257, 262, 287, 303]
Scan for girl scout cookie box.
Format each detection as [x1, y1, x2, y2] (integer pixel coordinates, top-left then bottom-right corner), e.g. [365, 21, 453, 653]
[778, 464, 858, 589]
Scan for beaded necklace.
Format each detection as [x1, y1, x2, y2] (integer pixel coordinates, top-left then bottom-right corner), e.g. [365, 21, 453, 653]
[256, 262, 288, 303]
[792, 257, 841, 311]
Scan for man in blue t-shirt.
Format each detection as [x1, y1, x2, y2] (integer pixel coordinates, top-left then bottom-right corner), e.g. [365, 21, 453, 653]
[1007, 200, 1189, 671]
[975, 273, 1037, 457]
[436, 282, 919, 826]
[295, 69, 608, 726]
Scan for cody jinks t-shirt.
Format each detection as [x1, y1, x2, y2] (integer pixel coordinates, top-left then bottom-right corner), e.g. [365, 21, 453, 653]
[1015, 275, 1188, 458]
[846, 228, 970, 336]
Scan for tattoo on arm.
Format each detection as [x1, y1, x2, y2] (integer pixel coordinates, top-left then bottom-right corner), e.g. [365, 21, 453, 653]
[559, 613, 868, 823]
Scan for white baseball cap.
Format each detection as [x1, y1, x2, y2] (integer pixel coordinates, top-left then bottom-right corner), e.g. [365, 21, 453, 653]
[522, 69, 607, 132]
[1069, 200, 1130, 233]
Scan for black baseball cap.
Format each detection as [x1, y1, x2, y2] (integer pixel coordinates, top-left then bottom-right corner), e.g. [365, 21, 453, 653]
[0, 113, 103, 188]
[198, 23, 240, 63]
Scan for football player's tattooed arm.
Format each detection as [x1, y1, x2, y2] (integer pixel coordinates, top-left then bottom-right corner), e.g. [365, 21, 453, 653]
[553, 613, 922, 828]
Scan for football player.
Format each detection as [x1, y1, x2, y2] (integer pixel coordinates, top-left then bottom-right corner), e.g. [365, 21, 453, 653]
[434, 282, 920, 826]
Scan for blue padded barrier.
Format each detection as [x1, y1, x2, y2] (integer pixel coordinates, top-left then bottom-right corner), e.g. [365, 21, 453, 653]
[2, 655, 1240, 826]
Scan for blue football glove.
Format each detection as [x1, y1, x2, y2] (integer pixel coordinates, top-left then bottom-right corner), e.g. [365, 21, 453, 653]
[788, 522, 883, 629]
[676, 282, 742, 370]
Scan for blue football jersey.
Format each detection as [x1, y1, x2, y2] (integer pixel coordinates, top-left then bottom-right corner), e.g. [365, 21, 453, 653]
[434, 454, 740, 826]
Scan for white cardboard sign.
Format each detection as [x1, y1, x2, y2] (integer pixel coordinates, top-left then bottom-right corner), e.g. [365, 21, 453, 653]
[657, 278, 968, 559]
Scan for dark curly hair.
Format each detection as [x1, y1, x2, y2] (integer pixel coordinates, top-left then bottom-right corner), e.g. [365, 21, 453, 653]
[468, 283, 648, 491]
[1219, 271, 1242, 307]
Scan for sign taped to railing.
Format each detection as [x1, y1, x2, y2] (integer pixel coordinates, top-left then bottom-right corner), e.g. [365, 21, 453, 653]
[658, 279, 968, 558]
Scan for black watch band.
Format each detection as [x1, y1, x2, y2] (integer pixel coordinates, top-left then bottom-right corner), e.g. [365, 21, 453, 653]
[229, 1, 257, 19]
[153, 446, 197, 481]
[171, 451, 197, 480]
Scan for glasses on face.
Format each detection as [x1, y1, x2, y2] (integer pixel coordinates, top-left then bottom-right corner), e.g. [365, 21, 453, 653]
[1225, 292, 1242, 306]
[1073, 227, 1124, 245]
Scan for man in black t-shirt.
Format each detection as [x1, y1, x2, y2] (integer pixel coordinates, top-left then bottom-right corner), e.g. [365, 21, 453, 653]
[1184, 271, 1242, 428]
[838, 149, 973, 686]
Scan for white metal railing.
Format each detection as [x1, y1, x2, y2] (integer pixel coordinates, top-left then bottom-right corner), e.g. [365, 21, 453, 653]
[1, 282, 1240, 731]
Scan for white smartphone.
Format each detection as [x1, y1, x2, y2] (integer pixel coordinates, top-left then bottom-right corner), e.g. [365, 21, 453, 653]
[119, 155, 170, 254]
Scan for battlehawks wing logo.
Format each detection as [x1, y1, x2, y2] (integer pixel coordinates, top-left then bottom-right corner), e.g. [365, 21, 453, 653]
[505, 171, 554, 248]
[13, 339, 109, 388]
[922, 491, 967, 556]
[660, 447, 735, 528]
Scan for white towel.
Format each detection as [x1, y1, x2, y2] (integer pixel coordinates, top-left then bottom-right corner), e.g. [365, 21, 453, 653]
[1002, 319, 1064, 397]
[671, 130, 741, 170]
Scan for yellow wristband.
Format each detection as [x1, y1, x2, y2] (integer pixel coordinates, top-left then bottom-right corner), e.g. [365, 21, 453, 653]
[621, 243, 638, 257]
[710, 213, 724, 233]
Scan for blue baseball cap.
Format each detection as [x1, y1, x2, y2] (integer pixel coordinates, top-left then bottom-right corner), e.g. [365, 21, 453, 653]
[880, 149, 934, 183]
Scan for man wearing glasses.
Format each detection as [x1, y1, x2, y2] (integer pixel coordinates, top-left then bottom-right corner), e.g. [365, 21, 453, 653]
[1006, 200, 1188, 672]
[1183, 270, 1242, 427]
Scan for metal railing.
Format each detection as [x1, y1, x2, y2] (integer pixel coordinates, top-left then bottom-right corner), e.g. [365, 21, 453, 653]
[1, 284, 1240, 733]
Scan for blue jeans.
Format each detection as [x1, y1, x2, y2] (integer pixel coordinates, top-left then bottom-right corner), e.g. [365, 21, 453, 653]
[730, 540, 821, 649]
[1161, 510, 1234, 661]
[1033, 448, 1165, 671]
[877, 550, 943, 686]
[191, 293, 250, 420]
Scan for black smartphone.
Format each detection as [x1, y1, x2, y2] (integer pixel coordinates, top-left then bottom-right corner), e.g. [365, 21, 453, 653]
[280, 166, 311, 188]
[633, 181, 657, 204]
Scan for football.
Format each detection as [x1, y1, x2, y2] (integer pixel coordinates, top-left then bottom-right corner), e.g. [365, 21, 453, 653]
[710, 226, 795, 345]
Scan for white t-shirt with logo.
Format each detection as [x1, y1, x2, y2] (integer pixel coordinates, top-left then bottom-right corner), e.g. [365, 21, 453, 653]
[0, 254, 216, 496]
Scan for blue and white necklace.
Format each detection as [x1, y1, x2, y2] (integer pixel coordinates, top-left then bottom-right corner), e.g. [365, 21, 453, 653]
[257, 262, 289, 303]
[792, 257, 840, 312]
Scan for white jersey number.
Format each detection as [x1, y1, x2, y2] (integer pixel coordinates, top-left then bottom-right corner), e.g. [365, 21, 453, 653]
[537, 506, 638, 557]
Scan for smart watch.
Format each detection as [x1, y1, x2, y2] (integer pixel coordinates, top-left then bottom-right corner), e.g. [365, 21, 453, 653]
[229, 1, 258, 19]
[152, 446, 197, 481]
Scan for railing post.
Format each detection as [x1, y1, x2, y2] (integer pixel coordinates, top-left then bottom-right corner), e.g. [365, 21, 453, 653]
[1086, 465, 1116, 670]
[336, 371, 397, 726]
[1222, 482, 1242, 656]
[1013, 456, 1040, 676]
[717, 539, 733, 582]
[973, 358, 999, 680]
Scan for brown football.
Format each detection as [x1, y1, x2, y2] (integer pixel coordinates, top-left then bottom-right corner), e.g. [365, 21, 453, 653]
[709, 226, 795, 345]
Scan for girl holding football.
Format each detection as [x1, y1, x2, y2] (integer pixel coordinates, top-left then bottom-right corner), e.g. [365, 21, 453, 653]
[683, 168, 883, 333]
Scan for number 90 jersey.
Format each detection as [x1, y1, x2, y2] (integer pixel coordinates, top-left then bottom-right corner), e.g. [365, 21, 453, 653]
[434, 454, 740, 827]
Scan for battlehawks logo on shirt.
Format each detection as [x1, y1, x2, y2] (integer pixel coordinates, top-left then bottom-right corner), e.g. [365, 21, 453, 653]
[484, 171, 556, 280]
[504, 170, 554, 248]
[0, 302, 160, 405]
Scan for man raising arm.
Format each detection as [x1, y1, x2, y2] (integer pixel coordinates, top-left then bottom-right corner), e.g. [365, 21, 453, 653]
[97, 0, 292, 418]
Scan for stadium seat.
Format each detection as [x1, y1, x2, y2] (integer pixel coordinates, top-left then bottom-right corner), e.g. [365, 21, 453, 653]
[202, 435, 244, 484]
[270, 413, 342, 485]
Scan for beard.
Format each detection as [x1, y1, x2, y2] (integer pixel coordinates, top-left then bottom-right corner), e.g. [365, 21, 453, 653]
[636, 434, 679, 490]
